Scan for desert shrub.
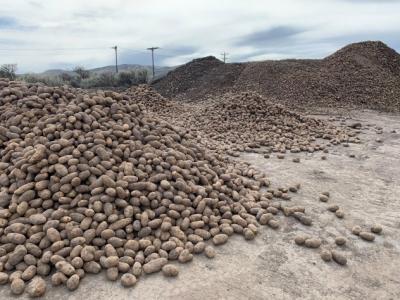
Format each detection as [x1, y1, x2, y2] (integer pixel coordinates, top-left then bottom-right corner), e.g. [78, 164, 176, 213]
[117, 71, 138, 86]
[0, 64, 17, 80]
[73, 66, 90, 79]
[19, 74, 66, 86]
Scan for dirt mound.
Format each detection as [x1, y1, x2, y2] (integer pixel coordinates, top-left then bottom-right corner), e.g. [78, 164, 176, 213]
[152, 41, 400, 112]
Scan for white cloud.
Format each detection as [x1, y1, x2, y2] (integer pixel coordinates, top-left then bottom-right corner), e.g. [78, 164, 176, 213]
[0, 0, 399, 72]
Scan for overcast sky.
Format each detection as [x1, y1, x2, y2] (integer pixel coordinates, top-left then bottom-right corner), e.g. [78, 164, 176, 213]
[0, 0, 399, 73]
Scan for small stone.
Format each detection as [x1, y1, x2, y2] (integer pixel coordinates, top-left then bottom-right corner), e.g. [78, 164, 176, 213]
[292, 157, 300, 163]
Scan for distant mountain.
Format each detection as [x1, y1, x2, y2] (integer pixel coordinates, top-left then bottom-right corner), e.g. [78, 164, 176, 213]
[35, 64, 175, 78]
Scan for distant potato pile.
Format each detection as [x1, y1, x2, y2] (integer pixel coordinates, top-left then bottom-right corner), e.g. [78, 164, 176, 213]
[128, 88, 358, 156]
[0, 79, 313, 296]
[153, 41, 400, 112]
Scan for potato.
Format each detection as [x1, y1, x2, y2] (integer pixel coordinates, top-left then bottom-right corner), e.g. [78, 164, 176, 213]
[120, 273, 137, 287]
[178, 249, 193, 263]
[371, 224, 382, 234]
[319, 195, 329, 202]
[66, 274, 80, 291]
[351, 225, 361, 235]
[204, 246, 216, 258]
[51, 272, 67, 286]
[304, 238, 322, 248]
[10, 278, 25, 295]
[335, 210, 345, 218]
[359, 231, 375, 242]
[162, 264, 179, 277]
[143, 258, 168, 274]
[212, 234, 228, 246]
[0, 272, 9, 284]
[26, 276, 47, 297]
[106, 267, 119, 281]
[335, 237, 347, 246]
[320, 250, 332, 262]
[331, 250, 347, 265]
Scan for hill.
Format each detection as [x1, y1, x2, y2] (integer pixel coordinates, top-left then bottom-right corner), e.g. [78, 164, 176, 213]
[152, 41, 400, 112]
[36, 64, 175, 78]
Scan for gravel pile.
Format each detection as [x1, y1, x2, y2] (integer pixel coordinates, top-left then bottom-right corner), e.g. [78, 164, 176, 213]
[0, 79, 295, 296]
[153, 41, 400, 112]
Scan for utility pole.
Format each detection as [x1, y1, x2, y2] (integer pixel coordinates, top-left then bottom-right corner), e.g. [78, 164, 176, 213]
[221, 52, 229, 63]
[112, 46, 118, 73]
[147, 47, 159, 77]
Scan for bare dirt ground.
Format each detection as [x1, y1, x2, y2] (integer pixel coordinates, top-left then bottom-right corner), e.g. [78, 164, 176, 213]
[1, 110, 399, 300]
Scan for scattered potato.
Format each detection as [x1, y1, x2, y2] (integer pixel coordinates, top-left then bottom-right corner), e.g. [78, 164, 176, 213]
[320, 250, 332, 262]
[120, 274, 137, 287]
[304, 238, 322, 248]
[371, 224, 383, 234]
[331, 250, 347, 265]
[335, 237, 347, 246]
[162, 265, 179, 277]
[359, 231, 375, 242]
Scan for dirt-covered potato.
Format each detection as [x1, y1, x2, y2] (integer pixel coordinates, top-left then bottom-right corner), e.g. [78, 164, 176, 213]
[320, 250, 332, 262]
[120, 274, 137, 287]
[331, 250, 347, 265]
[26, 276, 47, 297]
[162, 264, 179, 277]
[335, 237, 347, 246]
[351, 225, 362, 235]
[359, 231, 375, 242]
[371, 224, 383, 234]
[304, 238, 322, 248]
[204, 246, 216, 258]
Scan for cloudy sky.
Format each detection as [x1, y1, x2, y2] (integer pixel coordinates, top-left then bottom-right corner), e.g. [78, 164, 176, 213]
[0, 0, 399, 73]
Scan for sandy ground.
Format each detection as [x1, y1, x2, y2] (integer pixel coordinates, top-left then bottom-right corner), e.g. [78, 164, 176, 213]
[1, 110, 399, 300]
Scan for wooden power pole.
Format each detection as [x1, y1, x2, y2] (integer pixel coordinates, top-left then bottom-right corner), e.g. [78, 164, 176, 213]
[221, 52, 229, 63]
[112, 46, 118, 73]
[147, 47, 159, 77]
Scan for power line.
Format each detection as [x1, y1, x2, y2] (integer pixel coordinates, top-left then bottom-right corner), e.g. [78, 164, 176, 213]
[147, 47, 159, 77]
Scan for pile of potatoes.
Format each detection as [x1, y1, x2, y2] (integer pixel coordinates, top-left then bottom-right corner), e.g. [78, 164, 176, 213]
[0, 80, 305, 296]
[126, 89, 360, 156]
